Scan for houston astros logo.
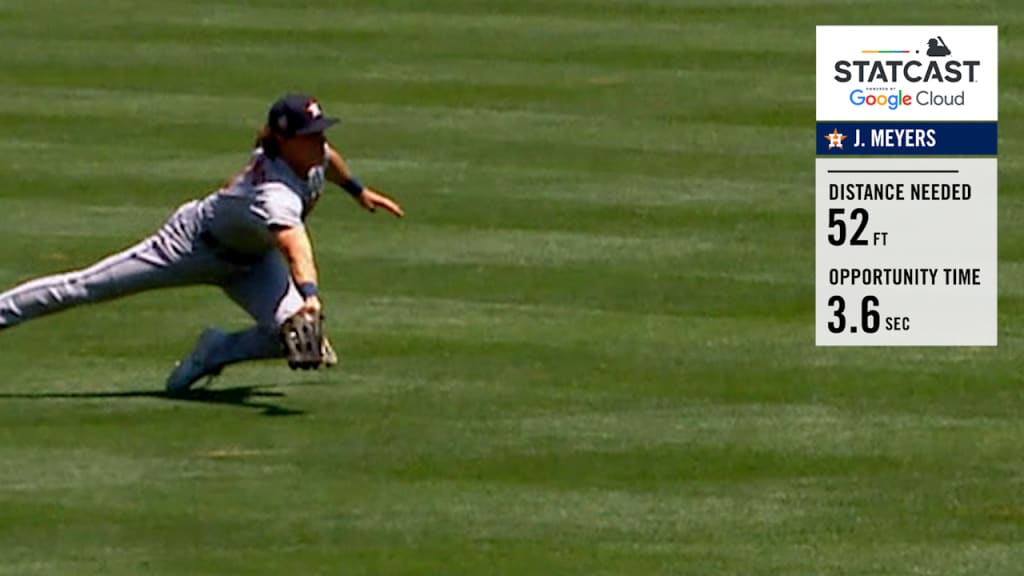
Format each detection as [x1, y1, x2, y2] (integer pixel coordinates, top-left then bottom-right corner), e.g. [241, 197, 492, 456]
[824, 128, 847, 150]
[306, 101, 323, 118]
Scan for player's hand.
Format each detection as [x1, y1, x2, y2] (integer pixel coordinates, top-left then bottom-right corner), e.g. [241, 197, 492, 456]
[301, 295, 322, 317]
[357, 187, 404, 218]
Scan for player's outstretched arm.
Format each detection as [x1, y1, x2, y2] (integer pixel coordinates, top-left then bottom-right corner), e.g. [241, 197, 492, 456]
[273, 225, 322, 316]
[324, 144, 405, 218]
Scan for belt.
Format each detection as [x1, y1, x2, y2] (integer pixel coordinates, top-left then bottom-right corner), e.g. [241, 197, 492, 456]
[199, 230, 265, 266]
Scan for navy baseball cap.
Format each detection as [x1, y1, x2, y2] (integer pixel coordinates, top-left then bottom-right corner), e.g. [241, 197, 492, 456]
[268, 94, 339, 136]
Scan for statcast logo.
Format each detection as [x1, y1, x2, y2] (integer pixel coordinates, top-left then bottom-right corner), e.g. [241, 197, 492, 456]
[833, 36, 979, 110]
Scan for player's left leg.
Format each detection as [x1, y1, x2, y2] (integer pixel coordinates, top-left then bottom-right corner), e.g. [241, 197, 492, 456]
[166, 248, 342, 393]
[166, 250, 307, 392]
[216, 249, 337, 367]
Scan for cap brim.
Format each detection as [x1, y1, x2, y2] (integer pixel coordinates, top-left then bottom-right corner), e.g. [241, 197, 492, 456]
[296, 116, 339, 135]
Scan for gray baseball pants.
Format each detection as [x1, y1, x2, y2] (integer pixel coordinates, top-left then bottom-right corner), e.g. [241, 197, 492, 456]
[0, 200, 302, 368]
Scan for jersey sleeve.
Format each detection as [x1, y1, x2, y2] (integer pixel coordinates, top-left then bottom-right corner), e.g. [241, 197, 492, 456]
[251, 182, 304, 229]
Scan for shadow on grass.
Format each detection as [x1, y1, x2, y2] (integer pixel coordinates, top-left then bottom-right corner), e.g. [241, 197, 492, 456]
[0, 384, 305, 416]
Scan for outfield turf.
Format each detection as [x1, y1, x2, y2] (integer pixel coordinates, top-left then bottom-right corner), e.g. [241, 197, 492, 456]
[0, 1, 1021, 574]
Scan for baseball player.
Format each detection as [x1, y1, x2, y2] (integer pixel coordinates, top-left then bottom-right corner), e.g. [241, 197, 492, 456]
[0, 94, 404, 393]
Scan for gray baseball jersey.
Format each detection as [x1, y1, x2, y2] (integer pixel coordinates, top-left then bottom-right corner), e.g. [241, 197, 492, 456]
[200, 147, 326, 258]
[0, 146, 329, 366]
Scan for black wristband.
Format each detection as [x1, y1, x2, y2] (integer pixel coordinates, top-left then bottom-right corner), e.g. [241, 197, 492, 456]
[340, 177, 364, 197]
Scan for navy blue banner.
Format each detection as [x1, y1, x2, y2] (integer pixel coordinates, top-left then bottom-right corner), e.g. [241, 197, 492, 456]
[816, 122, 997, 156]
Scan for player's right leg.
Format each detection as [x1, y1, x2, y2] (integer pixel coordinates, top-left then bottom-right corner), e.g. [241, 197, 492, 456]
[0, 236, 216, 329]
[0, 199, 221, 330]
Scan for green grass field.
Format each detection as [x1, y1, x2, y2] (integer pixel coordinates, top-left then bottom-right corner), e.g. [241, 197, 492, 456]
[0, 1, 1021, 574]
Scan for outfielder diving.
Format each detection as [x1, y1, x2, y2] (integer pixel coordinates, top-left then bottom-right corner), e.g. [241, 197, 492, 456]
[0, 94, 404, 393]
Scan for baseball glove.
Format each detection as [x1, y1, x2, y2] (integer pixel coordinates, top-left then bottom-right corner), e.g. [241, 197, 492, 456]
[281, 311, 325, 370]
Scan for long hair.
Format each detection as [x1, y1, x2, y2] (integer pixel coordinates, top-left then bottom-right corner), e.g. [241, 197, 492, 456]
[255, 125, 281, 157]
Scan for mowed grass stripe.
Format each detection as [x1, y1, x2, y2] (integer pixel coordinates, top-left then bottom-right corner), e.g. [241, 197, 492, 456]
[0, 80, 811, 161]
[0, 1, 817, 127]
[2, 427, 1022, 574]
[0, 103, 810, 188]
[0, 3, 805, 56]
[0, 148, 813, 226]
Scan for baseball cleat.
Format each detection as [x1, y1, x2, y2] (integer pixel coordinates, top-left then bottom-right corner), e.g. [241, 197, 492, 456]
[165, 328, 228, 394]
[322, 337, 338, 367]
